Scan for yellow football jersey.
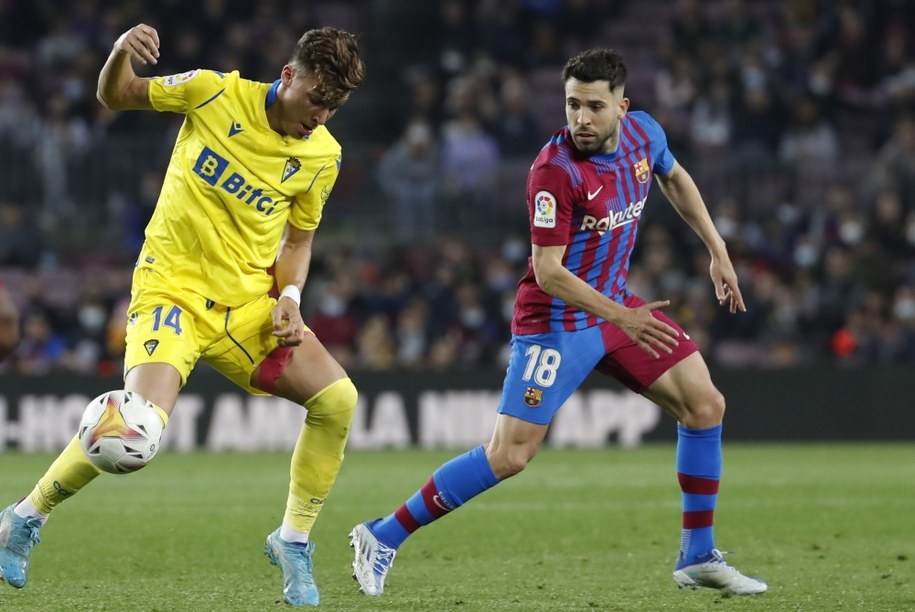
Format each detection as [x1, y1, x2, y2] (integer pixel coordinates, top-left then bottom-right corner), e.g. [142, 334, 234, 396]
[141, 69, 341, 307]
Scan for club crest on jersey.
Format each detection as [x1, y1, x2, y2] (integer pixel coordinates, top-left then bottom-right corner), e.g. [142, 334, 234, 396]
[162, 70, 199, 87]
[523, 387, 543, 408]
[144, 339, 159, 356]
[533, 190, 557, 228]
[633, 158, 650, 184]
[282, 157, 302, 183]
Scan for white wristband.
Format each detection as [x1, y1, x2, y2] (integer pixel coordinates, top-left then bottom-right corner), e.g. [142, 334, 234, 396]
[279, 284, 301, 308]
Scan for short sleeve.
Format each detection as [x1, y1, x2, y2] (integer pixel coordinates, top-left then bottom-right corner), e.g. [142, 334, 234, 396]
[147, 69, 231, 114]
[288, 154, 341, 231]
[527, 159, 576, 247]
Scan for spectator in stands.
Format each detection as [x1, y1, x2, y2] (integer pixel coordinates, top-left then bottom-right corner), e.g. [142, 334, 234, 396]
[669, 0, 712, 61]
[867, 114, 915, 210]
[491, 72, 543, 158]
[0, 276, 19, 361]
[0, 201, 46, 267]
[10, 308, 66, 375]
[394, 298, 430, 368]
[777, 94, 839, 167]
[440, 103, 501, 227]
[377, 118, 441, 240]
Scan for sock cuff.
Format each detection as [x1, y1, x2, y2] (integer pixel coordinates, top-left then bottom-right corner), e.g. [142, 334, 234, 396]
[677, 423, 722, 438]
[304, 377, 358, 415]
[153, 404, 169, 426]
[469, 445, 499, 488]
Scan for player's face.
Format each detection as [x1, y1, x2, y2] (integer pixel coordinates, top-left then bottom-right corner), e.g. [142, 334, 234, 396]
[273, 65, 341, 138]
[564, 78, 629, 154]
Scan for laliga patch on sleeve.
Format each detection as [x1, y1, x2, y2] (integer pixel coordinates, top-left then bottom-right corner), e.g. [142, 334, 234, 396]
[162, 70, 199, 86]
[533, 190, 557, 228]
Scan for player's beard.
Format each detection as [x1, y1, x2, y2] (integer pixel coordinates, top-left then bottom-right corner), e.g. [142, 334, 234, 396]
[573, 128, 616, 154]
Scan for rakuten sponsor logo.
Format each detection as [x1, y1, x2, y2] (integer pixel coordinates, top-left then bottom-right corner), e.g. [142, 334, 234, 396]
[581, 197, 646, 234]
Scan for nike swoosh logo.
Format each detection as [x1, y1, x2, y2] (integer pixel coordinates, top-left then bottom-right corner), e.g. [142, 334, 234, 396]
[228, 122, 244, 137]
[587, 186, 603, 200]
[432, 495, 451, 512]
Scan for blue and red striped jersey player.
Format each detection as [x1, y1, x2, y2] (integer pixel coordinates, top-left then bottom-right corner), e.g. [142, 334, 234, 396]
[350, 49, 768, 598]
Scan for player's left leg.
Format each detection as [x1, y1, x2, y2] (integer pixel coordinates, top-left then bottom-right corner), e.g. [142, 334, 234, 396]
[253, 335, 356, 607]
[642, 352, 767, 595]
[350, 328, 603, 597]
[350, 415, 547, 597]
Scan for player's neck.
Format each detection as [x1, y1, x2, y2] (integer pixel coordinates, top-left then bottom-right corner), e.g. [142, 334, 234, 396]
[600, 133, 621, 155]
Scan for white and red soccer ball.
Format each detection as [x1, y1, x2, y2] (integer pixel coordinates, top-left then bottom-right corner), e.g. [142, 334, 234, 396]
[78, 390, 164, 474]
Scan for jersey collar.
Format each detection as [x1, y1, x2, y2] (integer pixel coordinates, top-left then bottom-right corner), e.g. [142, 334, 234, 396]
[265, 79, 281, 109]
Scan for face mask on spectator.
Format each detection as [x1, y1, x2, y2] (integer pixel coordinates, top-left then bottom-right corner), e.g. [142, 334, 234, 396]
[893, 297, 915, 322]
[839, 220, 863, 245]
[460, 307, 485, 329]
[78, 305, 107, 332]
[794, 243, 818, 268]
[319, 295, 346, 317]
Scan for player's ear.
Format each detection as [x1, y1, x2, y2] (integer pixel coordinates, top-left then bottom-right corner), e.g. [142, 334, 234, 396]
[619, 96, 630, 117]
[280, 64, 295, 86]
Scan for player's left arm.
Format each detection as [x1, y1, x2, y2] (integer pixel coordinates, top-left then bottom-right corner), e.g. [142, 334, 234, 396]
[271, 223, 314, 347]
[656, 161, 746, 314]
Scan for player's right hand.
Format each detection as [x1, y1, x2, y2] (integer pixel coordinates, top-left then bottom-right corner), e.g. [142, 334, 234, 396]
[115, 24, 160, 65]
[616, 300, 680, 359]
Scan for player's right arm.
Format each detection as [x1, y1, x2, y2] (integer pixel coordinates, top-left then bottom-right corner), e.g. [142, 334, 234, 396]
[97, 24, 160, 111]
[531, 244, 679, 358]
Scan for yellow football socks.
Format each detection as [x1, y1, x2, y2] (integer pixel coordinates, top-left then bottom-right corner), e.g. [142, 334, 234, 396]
[27, 402, 169, 516]
[27, 435, 102, 515]
[284, 377, 358, 534]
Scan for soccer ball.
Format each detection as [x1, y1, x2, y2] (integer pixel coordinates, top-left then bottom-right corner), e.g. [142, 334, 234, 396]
[78, 390, 164, 474]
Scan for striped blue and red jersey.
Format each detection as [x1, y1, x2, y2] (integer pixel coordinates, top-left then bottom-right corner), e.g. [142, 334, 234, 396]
[512, 110, 676, 335]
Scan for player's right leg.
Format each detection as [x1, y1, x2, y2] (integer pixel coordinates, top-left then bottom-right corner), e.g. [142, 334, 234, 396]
[0, 365, 179, 589]
[2, 272, 194, 589]
[351, 330, 598, 596]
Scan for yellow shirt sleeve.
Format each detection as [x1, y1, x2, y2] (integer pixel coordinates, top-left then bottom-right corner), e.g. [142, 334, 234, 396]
[148, 69, 230, 114]
[288, 153, 341, 231]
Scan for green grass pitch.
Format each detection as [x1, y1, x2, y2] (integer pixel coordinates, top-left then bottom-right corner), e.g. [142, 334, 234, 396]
[1, 444, 912, 611]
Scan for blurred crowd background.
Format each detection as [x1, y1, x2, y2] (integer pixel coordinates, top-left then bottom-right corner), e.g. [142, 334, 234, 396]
[1, 0, 914, 376]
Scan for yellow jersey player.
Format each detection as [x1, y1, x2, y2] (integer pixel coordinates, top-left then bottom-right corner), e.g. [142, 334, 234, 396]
[0, 23, 365, 607]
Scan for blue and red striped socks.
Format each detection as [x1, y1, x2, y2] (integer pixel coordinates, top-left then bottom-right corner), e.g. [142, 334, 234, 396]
[675, 423, 722, 569]
[369, 445, 499, 548]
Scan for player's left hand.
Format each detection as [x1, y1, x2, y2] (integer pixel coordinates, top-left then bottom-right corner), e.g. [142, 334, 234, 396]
[272, 297, 306, 347]
[710, 256, 746, 314]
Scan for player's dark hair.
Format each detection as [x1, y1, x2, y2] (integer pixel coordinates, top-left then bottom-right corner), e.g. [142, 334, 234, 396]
[290, 27, 366, 108]
[562, 49, 627, 91]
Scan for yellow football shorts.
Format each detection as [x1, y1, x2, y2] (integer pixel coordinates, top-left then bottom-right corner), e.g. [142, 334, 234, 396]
[124, 267, 290, 394]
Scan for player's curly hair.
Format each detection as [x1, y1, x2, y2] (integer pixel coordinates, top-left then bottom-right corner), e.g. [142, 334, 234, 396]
[562, 49, 627, 92]
[290, 27, 366, 109]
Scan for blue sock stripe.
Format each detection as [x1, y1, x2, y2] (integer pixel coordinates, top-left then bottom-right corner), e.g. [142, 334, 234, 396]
[682, 492, 718, 512]
[676, 424, 722, 478]
[372, 518, 409, 548]
[433, 445, 498, 507]
[404, 494, 435, 525]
